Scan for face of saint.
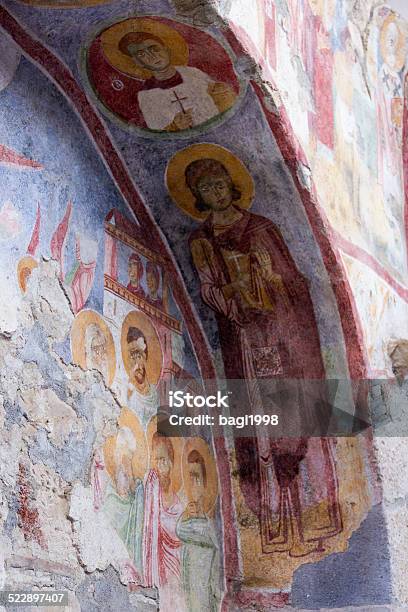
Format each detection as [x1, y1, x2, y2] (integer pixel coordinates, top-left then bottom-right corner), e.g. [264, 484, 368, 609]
[154, 441, 172, 492]
[127, 337, 147, 386]
[129, 39, 171, 73]
[197, 173, 233, 211]
[146, 268, 159, 299]
[189, 462, 205, 505]
[128, 260, 141, 287]
[90, 332, 107, 368]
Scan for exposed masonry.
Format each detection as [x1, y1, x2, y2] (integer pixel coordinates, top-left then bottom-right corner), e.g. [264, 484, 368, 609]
[0, 260, 158, 610]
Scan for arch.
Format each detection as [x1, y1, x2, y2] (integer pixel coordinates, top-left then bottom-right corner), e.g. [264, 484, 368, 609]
[0, 4, 370, 607]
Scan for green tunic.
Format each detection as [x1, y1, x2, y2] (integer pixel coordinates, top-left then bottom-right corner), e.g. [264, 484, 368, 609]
[103, 479, 144, 574]
[176, 515, 221, 612]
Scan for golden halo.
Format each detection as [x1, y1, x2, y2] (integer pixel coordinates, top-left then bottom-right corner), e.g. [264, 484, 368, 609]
[166, 143, 255, 221]
[71, 309, 116, 386]
[17, 256, 38, 293]
[121, 310, 163, 386]
[380, 15, 407, 73]
[146, 413, 183, 494]
[182, 437, 218, 515]
[104, 408, 148, 483]
[100, 17, 189, 80]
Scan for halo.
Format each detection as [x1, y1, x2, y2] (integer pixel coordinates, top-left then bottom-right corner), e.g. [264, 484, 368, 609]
[100, 17, 189, 80]
[166, 143, 255, 221]
[380, 15, 407, 73]
[121, 310, 163, 386]
[104, 408, 148, 483]
[146, 413, 183, 494]
[182, 437, 218, 515]
[17, 256, 38, 293]
[71, 309, 116, 386]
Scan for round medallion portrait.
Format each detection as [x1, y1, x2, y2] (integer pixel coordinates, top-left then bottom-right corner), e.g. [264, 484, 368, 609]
[82, 15, 246, 138]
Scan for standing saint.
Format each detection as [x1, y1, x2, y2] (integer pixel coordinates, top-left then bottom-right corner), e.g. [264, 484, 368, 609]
[177, 440, 220, 612]
[102, 426, 144, 576]
[166, 144, 342, 557]
[143, 430, 186, 611]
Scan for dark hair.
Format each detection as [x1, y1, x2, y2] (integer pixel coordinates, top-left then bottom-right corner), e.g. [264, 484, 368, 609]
[185, 158, 241, 212]
[126, 327, 148, 358]
[188, 449, 207, 487]
[146, 261, 160, 285]
[152, 432, 174, 464]
[128, 252, 143, 278]
[118, 32, 166, 58]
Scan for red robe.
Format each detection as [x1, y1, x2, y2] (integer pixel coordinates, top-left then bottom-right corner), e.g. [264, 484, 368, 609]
[189, 208, 342, 556]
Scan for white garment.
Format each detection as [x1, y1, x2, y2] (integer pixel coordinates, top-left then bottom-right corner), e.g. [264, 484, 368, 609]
[138, 66, 219, 130]
[128, 382, 160, 429]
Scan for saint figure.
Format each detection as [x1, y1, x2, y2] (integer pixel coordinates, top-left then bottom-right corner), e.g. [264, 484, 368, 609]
[177, 449, 220, 612]
[183, 154, 342, 557]
[102, 426, 144, 575]
[125, 326, 160, 428]
[118, 32, 236, 132]
[146, 261, 163, 309]
[143, 433, 185, 611]
[127, 253, 146, 299]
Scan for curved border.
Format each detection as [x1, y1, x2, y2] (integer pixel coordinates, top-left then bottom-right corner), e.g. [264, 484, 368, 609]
[0, 5, 371, 607]
[0, 6, 240, 606]
[79, 13, 248, 140]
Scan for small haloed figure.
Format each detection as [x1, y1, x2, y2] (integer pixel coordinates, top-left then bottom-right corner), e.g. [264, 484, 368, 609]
[146, 261, 163, 309]
[103, 427, 144, 575]
[127, 253, 146, 299]
[177, 450, 220, 612]
[118, 32, 236, 132]
[143, 433, 185, 612]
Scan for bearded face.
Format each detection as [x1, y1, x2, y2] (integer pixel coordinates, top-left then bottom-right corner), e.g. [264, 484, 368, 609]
[127, 337, 147, 386]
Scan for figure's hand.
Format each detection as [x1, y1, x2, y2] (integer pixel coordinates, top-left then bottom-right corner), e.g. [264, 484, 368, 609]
[167, 109, 194, 131]
[254, 248, 275, 282]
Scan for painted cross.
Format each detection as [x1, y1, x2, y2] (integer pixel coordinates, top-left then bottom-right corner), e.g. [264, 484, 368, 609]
[171, 90, 189, 114]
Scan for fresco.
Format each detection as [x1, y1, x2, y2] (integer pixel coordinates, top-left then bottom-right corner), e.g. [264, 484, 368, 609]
[84, 15, 244, 136]
[227, 0, 408, 284]
[0, 0, 394, 608]
[0, 50, 222, 610]
[166, 142, 370, 586]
